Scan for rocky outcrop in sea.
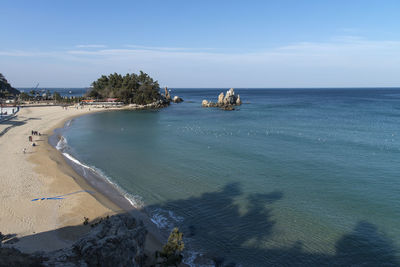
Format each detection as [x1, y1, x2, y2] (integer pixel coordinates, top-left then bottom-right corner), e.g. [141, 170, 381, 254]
[172, 96, 183, 103]
[163, 87, 184, 104]
[202, 88, 242, 110]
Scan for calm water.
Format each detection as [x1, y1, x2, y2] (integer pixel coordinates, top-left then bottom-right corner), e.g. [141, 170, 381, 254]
[59, 89, 400, 266]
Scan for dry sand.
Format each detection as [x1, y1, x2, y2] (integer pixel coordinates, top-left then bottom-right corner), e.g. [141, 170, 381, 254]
[0, 105, 125, 252]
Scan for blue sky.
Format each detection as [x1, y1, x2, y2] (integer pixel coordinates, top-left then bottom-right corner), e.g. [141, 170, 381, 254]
[1, 0, 399, 87]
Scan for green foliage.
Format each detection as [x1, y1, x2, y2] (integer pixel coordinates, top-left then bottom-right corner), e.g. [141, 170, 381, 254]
[53, 92, 62, 102]
[88, 71, 161, 104]
[157, 227, 184, 266]
[19, 92, 30, 101]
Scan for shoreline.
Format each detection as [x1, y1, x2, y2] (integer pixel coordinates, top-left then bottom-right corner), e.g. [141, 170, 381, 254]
[0, 106, 163, 255]
[49, 116, 165, 249]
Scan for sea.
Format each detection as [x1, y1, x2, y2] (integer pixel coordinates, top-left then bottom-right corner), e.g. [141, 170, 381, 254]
[53, 88, 400, 266]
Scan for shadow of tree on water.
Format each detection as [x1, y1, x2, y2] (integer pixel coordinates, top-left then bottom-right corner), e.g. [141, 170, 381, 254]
[1, 182, 399, 266]
[146, 183, 399, 266]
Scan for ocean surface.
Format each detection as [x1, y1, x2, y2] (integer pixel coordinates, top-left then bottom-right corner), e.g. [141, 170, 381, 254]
[56, 88, 400, 266]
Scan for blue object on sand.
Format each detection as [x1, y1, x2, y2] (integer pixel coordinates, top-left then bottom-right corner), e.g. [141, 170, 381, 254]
[31, 197, 64, 201]
[31, 190, 94, 202]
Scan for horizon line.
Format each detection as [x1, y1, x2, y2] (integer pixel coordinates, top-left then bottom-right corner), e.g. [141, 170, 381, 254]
[16, 86, 400, 89]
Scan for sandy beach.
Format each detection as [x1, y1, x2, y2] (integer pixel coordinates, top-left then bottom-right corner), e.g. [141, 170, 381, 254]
[0, 105, 125, 252]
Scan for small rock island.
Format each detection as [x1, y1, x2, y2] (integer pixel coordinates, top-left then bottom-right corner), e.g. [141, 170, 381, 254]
[85, 73, 183, 110]
[202, 88, 242, 110]
[163, 87, 183, 103]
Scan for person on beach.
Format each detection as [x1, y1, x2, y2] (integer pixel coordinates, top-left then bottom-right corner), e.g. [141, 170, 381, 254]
[23, 148, 26, 154]
[29, 136, 32, 142]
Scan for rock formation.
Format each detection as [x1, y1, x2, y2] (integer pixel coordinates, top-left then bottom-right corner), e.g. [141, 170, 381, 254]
[172, 96, 183, 103]
[162, 87, 183, 104]
[217, 92, 225, 105]
[236, 94, 242, 105]
[128, 98, 170, 110]
[42, 214, 148, 266]
[164, 87, 171, 101]
[202, 88, 242, 110]
[0, 214, 149, 267]
[201, 100, 218, 108]
[202, 100, 210, 107]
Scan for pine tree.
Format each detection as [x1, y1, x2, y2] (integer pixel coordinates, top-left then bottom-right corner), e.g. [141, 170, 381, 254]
[157, 227, 185, 266]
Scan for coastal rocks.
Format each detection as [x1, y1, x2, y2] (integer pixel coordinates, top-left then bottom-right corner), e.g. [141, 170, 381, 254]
[202, 88, 242, 110]
[202, 100, 210, 107]
[40, 214, 148, 267]
[162, 87, 183, 104]
[164, 87, 171, 101]
[128, 98, 169, 110]
[236, 94, 242, 105]
[201, 100, 217, 107]
[218, 92, 225, 104]
[0, 247, 43, 266]
[223, 88, 237, 105]
[172, 96, 183, 103]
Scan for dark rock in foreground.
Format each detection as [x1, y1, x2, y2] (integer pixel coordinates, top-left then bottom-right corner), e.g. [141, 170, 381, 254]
[44, 214, 147, 267]
[0, 214, 148, 267]
[0, 247, 43, 267]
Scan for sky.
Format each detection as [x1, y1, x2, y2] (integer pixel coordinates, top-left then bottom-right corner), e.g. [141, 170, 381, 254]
[1, 0, 399, 88]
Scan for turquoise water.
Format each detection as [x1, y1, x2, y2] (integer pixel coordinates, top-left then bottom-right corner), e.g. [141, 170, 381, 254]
[60, 89, 400, 266]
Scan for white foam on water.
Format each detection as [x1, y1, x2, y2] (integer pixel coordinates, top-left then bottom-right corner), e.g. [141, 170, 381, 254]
[60, 150, 144, 209]
[55, 136, 210, 266]
[149, 209, 213, 266]
[150, 212, 171, 229]
[168, 210, 184, 223]
[182, 250, 216, 267]
[56, 136, 68, 151]
[123, 192, 144, 209]
[62, 152, 97, 173]
[150, 208, 184, 230]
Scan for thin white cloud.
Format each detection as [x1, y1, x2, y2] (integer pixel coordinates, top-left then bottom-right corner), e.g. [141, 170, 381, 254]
[124, 44, 192, 51]
[1, 37, 400, 87]
[75, 44, 107, 48]
[123, 44, 216, 52]
[4, 37, 399, 59]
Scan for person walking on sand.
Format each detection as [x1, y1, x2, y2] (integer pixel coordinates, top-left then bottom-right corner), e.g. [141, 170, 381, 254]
[29, 136, 32, 142]
[23, 148, 26, 154]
